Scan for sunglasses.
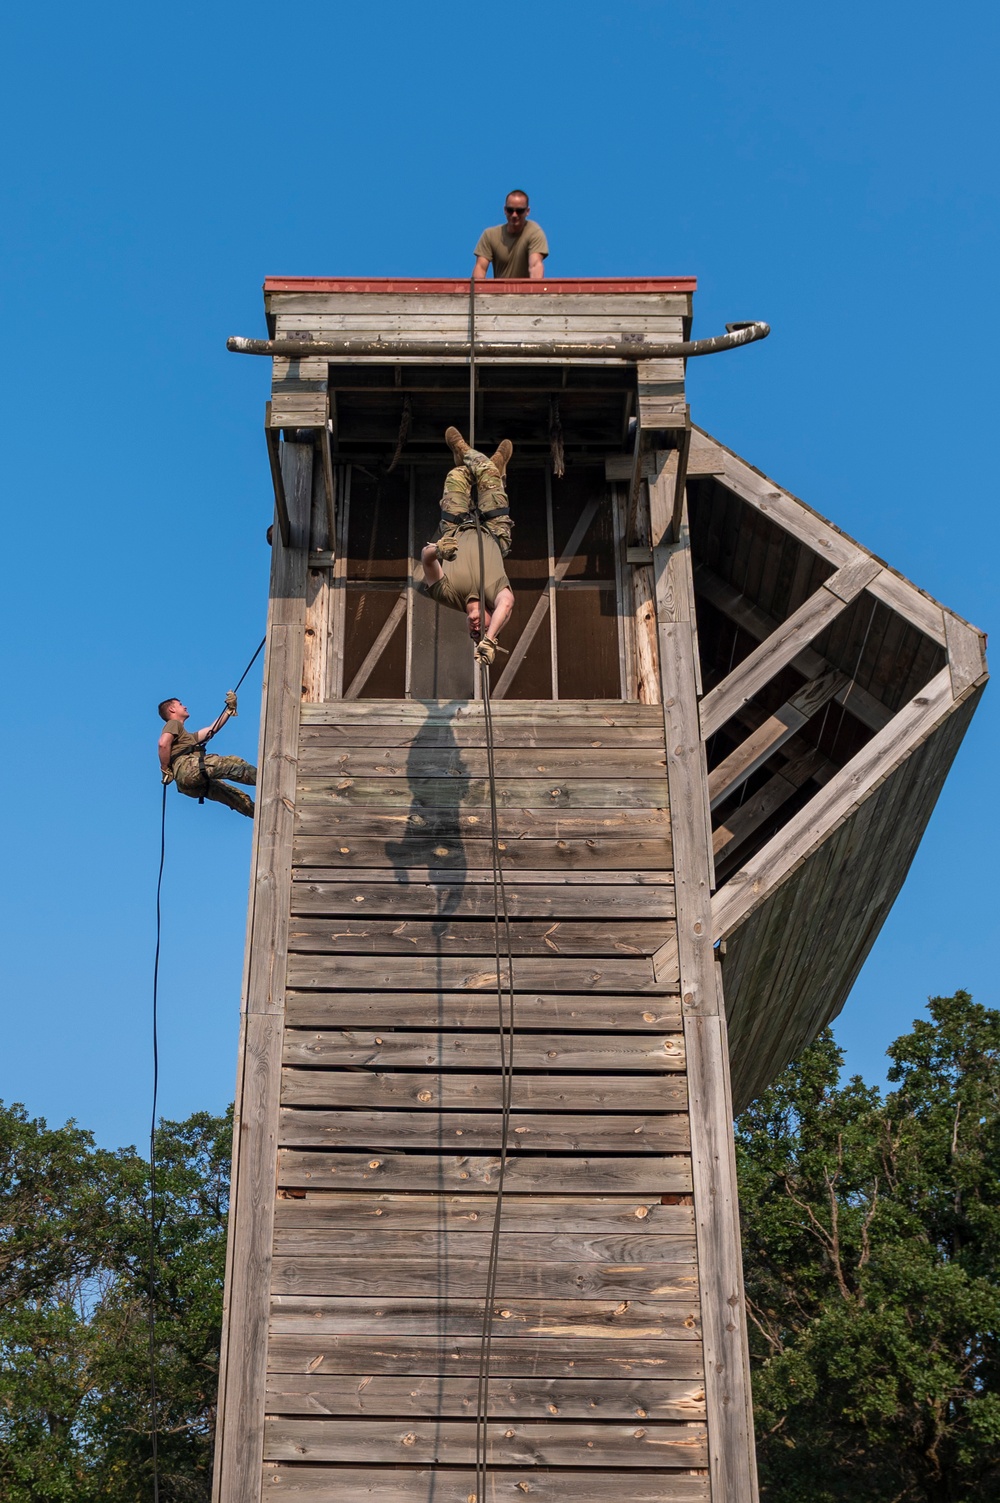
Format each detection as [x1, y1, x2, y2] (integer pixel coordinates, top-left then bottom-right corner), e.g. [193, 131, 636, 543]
[505, 205, 528, 215]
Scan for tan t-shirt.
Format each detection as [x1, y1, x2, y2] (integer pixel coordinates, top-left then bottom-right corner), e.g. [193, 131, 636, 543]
[426, 531, 511, 613]
[474, 220, 549, 278]
[164, 719, 201, 764]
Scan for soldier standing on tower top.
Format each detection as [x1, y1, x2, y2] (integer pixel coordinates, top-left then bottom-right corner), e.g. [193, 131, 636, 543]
[473, 190, 548, 280]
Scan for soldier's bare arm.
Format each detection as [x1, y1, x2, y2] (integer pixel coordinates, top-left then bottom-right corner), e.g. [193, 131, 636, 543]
[158, 730, 175, 771]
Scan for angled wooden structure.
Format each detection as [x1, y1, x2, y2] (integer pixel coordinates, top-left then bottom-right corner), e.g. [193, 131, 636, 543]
[214, 277, 986, 1503]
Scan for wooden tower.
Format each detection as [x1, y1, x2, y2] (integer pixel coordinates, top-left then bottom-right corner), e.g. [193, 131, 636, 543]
[213, 277, 987, 1503]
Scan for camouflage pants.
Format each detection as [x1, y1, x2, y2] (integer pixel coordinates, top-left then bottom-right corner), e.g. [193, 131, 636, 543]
[173, 752, 257, 817]
[438, 450, 512, 557]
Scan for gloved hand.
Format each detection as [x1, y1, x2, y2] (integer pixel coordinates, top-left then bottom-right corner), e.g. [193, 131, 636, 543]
[225, 690, 238, 716]
[474, 635, 499, 667]
[436, 539, 458, 561]
[161, 766, 175, 785]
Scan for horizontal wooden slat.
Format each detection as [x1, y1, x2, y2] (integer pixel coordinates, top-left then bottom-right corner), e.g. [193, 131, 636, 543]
[286, 955, 665, 993]
[297, 777, 668, 808]
[283, 992, 682, 1030]
[271, 1230, 698, 1264]
[278, 1108, 689, 1153]
[299, 700, 666, 724]
[272, 1196, 696, 1235]
[270, 1256, 699, 1302]
[263, 1417, 708, 1467]
[262, 1464, 710, 1502]
[269, 1295, 696, 1338]
[264, 1371, 706, 1419]
[267, 1333, 705, 1378]
[297, 745, 669, 776]
[294, 808, 671, 842]
[282, 1031, 684, 1071]
[278, 1152, 693, 1195]
[286, 917, 673, 958]
[299, 721, 668, 748]
[281, 1069, 687, 1111]
[290, 880, 676, 920]
[292, 836, 674, 871]
[290, 867, 674, 886]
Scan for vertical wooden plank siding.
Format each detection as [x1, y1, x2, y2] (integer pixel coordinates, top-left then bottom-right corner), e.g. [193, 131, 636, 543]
[649, 456, 759, 1503]
[214, 442, 313, 1503]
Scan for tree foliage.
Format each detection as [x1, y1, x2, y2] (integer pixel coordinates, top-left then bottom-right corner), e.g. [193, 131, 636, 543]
[0, 1105, 230, 1502]
[737, 990, 1000, 1502]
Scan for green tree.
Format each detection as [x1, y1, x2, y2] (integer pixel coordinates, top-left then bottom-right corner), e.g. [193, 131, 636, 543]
[0, 1102, 230, 1503]
[737, 991, 1000, 1502]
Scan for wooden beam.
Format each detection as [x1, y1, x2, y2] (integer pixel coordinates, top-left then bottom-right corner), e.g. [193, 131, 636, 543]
[213, 442, 312, 1503]
[669, 427, 692, 544]
[699, 558, 882, 740]
[319, 421, 336, 551]
[649, 487, 759, 1502]
[711, 665, 955, 944]
[343, 590, 407, 700]
[708, 669, 846, 810]
[943, 611, 988, 699]
[492, 494, 602, 698]
[264, 403, 290, 546]
[712, 746, 828, 867]
[695, 564, 892, 733]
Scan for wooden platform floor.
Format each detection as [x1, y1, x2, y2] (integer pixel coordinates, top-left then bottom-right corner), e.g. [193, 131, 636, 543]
[263, 700, 705, 1501]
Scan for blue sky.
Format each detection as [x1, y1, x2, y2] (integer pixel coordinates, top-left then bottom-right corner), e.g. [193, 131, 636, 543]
[1, 1, 995, 1149]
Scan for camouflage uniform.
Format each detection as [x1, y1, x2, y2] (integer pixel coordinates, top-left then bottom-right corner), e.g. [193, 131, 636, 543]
[437, 450, 513, 558]
[173, 751, 257, 817]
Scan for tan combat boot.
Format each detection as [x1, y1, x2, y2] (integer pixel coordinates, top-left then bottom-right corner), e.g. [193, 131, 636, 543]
[444, 426, 470, 465]
[489, 439, 513, 477]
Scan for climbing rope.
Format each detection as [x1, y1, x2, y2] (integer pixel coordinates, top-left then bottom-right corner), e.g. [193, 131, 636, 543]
[467, 275, 518, 1503]
[146, 633, 266, 1497]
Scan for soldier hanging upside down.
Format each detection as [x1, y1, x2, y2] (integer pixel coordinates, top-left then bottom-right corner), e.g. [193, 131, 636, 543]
[420, 427, 516, 666]
[157, 693, 257, 817]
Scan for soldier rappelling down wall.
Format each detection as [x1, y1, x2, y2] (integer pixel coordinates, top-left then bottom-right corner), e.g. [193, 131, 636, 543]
[157, 693, 258, 816]
[419, 426, 516, 667]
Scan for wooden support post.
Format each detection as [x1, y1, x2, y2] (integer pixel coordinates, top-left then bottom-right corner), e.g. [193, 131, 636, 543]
[264, 403, 290, 546]
[212, 441, 312, 1503]
[649, 471, 759, 1503]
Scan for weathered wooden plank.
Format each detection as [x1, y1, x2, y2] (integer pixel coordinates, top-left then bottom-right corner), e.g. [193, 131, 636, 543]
[282, 1031, 685, 1071]
[270, 1256, 699, 1302]
[281, 1069, 687, 1112]
[292, 835, 674, 871]
[267, 1332, 705, 1379]
[278, 1151, 693, 1195]
[290, 880, 676, 919]
[283, 991, 681, 1030]
[707, 669, 846, 810]
[944, 611, 988, 698]
[291, 867, 675, 886]
[214, 443, 312, 1503]
[272, 1195, 696, 1235]
[296, 744, 669, 776]
[263, 1417, 708, 1467]
[262, 1464, 710, 1503]
[286, 954, 664, 992]
[298, 698, 666, 723]
[296, 776, 668, 808]
[278, 1108, 690, 1154]
[712, 747, 828, 865]
[651, 488, 759, 1502]
[699, 560, 881, 739]
[270, 1229, 698, 1264]
[294, 808, 671, 843]
[264, 1371, 706, 1420]
[286, 916, 674, 957]
[298, 721, 668, 747]
[270, 1295, 696, 1337]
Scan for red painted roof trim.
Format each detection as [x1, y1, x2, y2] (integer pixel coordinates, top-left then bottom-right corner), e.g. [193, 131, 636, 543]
[263, 276, 697, 295]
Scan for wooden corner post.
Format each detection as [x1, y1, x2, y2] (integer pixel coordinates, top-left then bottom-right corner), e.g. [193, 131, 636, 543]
[212, 439, 313, 1503]
[649, 454, 760, 1503]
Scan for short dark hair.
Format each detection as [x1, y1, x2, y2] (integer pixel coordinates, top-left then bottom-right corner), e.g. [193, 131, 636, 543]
[505, 189, 529, 203]
[158, 698, 180, 722]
